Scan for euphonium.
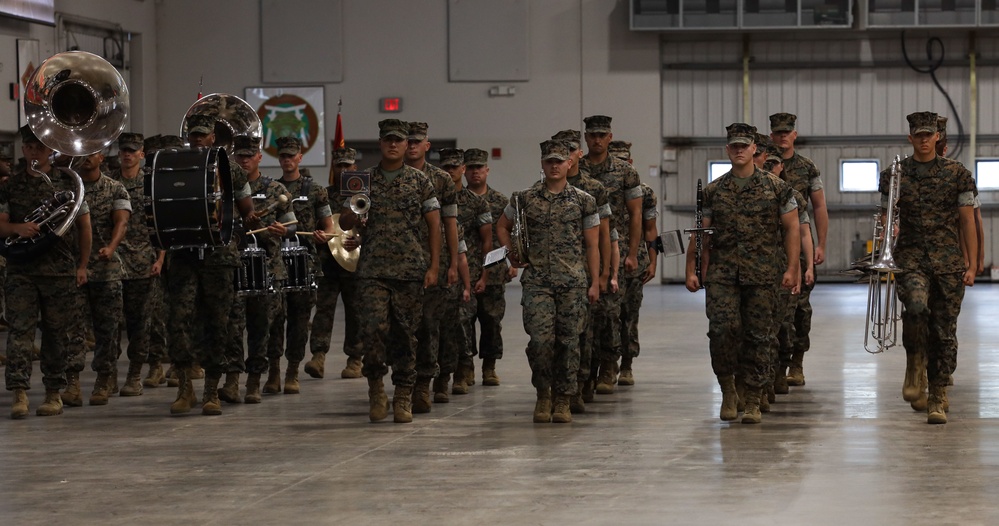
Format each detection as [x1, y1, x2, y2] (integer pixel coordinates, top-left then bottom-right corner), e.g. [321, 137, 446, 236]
[864, 155, 903, 354]
[1, 51, 128, 264]
[509, 194, 529, 265]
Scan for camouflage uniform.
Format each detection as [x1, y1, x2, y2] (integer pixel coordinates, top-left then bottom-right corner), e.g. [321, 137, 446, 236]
[352, 164, 439, 388]
[779, 151, 822, 355]
[78, 175, 131, 375]
[1, 166, 90, 392]
[510, 181, 599, 396]
[461, 185, 510, 369]
[310, 225, 363, 364]
[703, 166, 797, 389]
[776, 189, 810, 377]
[414, 162, 458, 381]
[620, 183, 658, 363]
[881, 155, 975, 389]
[267, 173, 330, 369]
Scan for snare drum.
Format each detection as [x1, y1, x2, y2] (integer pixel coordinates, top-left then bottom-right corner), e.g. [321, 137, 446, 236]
[145, 147, 234, 250]
[234, 245, 272, 296]
[282, 244, 315, 292]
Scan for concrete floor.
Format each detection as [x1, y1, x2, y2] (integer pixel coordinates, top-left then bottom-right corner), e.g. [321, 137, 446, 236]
[1, 283, 998, 525]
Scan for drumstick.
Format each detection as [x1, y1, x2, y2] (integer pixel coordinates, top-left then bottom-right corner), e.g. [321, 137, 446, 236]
[297, 231, 343, 239]
[246, 220, 297, 235]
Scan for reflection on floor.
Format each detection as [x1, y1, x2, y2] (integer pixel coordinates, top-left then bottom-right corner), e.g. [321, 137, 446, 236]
[1, 283, 998, 525]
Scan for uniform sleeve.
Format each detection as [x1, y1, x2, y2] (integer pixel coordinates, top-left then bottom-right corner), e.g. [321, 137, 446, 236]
[955, 163, 977, 207]
[439, 174, 458, 218]
[457, 239, 468, 254]
[642, 186, 658, 220]
[878, 167, 891, 208]
[809, 161, 824, 192]
[314, 185, 333, 219]
[701, 184, 714, 220]
[112, 181, 132, 212]
[779, 180, 798, 216]
[622, 164, 642, 201]
[476, 197, 493, 226]
[420, 174, 441, 214]
[502, 192, 518, 221]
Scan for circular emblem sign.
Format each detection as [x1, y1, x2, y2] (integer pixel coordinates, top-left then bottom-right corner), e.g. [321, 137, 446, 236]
[257, 94, 320, 158]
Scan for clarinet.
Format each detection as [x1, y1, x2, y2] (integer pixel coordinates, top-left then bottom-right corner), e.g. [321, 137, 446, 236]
[694, 179, 704, 288]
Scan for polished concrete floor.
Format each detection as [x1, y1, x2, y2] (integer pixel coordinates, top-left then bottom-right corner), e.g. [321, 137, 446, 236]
[1, 283, 998, 525]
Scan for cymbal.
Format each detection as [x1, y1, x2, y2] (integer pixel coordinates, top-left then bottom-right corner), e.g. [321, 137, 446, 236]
[328, 213, 359, 272]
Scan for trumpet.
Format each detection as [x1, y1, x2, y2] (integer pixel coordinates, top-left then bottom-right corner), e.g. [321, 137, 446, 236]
[349, 193, 370, 218]
[864, 155, 903, 354]
[509, 194, 529, 265]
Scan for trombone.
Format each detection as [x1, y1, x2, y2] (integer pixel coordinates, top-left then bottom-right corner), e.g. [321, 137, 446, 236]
[864, 155, 903, 354]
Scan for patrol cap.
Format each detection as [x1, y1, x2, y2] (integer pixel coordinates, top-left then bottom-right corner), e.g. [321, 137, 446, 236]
[551, 130, 582, 151]
[160, 135, 186, 149]
[439, 148, 464, 168]
[608, 140, 632, 161]
[541, 140, 570, 161]
[378, 119, 409, 140]
[765, 143, 783, 164]
[464, 148, 489, 167]
[907, 111, 938, 135]
[19, 124, 40, 144]
[583, 115, 612, 134]
[276, 136, 303, 155]
[143, 134, 162, 152]
[333, 147, 357, 166]
[754, 133, 773, 151]
[186, 114, 216, 136]
[936, 116, 948, 141]
[408, 121, 429, 141]
[233, 135, 261, 156]
[726, 123, 757, 145]
[769, 112, 797, 132]
[117, 132, 144, 151]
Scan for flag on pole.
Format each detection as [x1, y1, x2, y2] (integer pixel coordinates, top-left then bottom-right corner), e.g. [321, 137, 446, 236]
[197, 75, 203, 100]
[333, 97, 345, 149]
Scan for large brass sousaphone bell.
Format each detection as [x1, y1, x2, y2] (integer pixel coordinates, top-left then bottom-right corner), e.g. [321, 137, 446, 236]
[180, 93, 262, 150]
[1, 51, 128, 263]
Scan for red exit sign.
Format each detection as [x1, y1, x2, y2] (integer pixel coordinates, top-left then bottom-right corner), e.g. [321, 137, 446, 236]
[379, 97, 402, 113]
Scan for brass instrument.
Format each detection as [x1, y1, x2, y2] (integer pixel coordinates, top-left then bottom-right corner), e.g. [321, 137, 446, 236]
[180, 93, 262, 150]
[864, 155, 903, 354]
[2, 51, 128, 263]
[684, 179, 714, 289]
[509, 194, 529, 265]
[349, 193, 370, 219]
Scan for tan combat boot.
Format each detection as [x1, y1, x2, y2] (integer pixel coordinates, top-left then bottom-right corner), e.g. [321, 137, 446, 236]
[741, 388, 762, 424]
[340, 356, 363, 379]
[595, 361, 616, 395]
[62, 371, 83, 407]
[393, 385, 414, 423]
[910, 367, 928, 412]
[190, 363, 205, 380]
[143, 362, 165, 388]
[170, 367, 196, 415]
[718, 375, 738, 421]
[570, 381, 586, 414]
[109, 370, 119, 394]
[432, 374, 450, 403]
[89, 372, 112, 406]
[412, 377, 432, 414]
[941, 386, 949, 412]
[202, 375, 222, 416]
[368, 377, 389, 422]
[284, 363, 300, 394]
[462, 362, 476, 387]
[11, 388, 28, 419]
[304, 351, 326, 379]
[533, 390, 552, 423]
[166, 365, 179, 387]
[902, 351, 924, 402]
[551, 394, 572, 423]
[735, 375, 746, 412]
[452, 363, 471, 395]
[787, 351, 805, 386]
[120, 362, 144, 397]
[481, 358, 500, 386]
[244, 373, 262, 404]
[263, 357, 281, 394]
[618, 356, 635, 386]
[36, 389, 64, 416]
[927, 385, 947, 424]
[760, 384, 772, 413]
[774, 364, 790, 395]
[218, 372, 241, 403]
[582, 369, 597, 403]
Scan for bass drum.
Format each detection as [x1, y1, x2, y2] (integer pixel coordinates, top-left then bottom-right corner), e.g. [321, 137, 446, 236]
[145, 147, 234, 250]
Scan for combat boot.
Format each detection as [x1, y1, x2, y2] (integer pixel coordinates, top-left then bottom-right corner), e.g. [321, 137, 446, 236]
[166, 365, 179, 387]
[120, 362, 144, 397]
[760, 384, 772, 413]
[393, 385, 414, 423]
[190, 363, 205, 380]
[263, 357, 281, 394]
[927, 385, 947, 424]
[283, 363, 300, 394]
[481, 358, 500, 386]
[452, 363, 471, 395]
[89, 372, 112, 406]
[582, 369, 597, 403]
[533, 389, 552, 423]
[718, 375, 738, 421]
[941, 386, 949, 412]
[170, 368, 197, 415]
[244, 373, 262, 404]
[902, 351, 924, 402]
[618, 356, 635, 386]
[412, 377, 432, 414]
[433, 374, 450, 403]
[911, 367, 929, 411]
[595, 360, 616, 395]
[463, 362, 476, 387]
[10, 388, 28, 419]
[218, 372, 241, 403]
[36, 389, 64, 416]
[741, 388, 762, 424]
[143, 362, 165, 388]
[202, 375, 222, 416]
[62, 371, 83, 407]
[340, 356, 363, 379]
[109, 370, 119, 394]
[735, 375, 746, 412]
[304, 351, 326, 379]
[551, 394, 572, 423]
[787, 351, 805, 386]
[774, 364, 790, 395]
[368, 377, 389, 422]
[570, 381, 586, 414]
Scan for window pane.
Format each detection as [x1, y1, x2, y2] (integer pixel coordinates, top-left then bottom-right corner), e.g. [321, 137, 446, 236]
[840, 160, 879, 192]
[978, 160, 999, 190]
[709, 161, 731, 182]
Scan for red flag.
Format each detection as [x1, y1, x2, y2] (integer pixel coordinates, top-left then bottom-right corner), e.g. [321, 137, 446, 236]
[333, 98, 345, 149]
[196, 75, 203, 100]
